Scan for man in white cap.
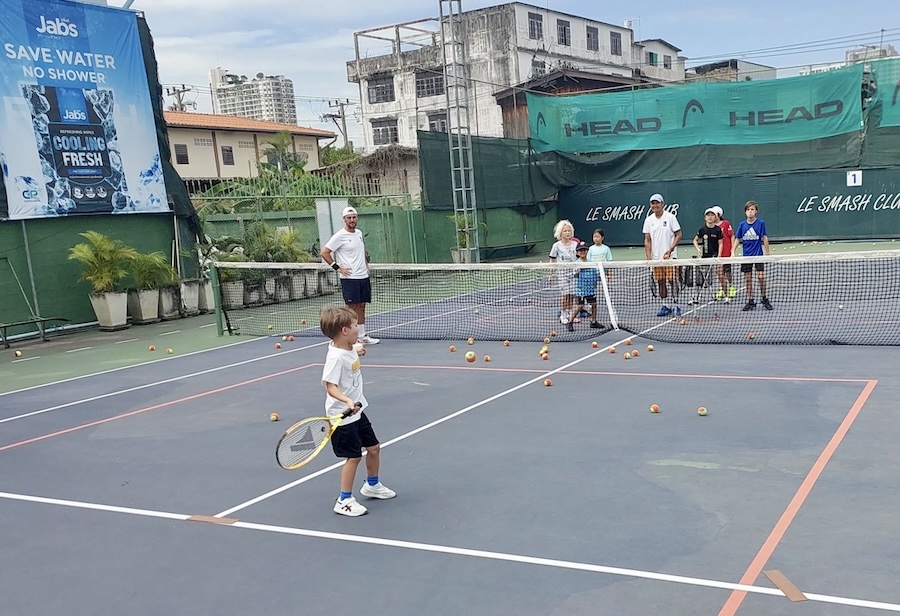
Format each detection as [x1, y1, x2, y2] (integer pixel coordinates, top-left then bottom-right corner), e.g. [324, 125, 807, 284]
[321, 207, 379, 344]
[642, 193, 682, 317]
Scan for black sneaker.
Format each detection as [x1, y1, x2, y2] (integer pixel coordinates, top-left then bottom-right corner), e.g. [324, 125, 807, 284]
[761, 298, 773, 310]
[566, 321, 574, 332]
[590, 321, 602, 329]
[742, 300, 757, 311]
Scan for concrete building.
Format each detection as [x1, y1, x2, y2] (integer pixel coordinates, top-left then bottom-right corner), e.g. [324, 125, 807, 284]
[347, 2, 685, 151]
[209, 68, 298, 125]
[686, 59, 777, 82]
[163, 111, 335, 194]
[798, 44, 898, 76]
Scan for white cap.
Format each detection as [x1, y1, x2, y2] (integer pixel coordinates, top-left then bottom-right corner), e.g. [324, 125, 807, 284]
[342, 206, 358, 217]
[704, 207, 717, 215]
[711, 205, 723, 216]
[649, 193, 664, 203]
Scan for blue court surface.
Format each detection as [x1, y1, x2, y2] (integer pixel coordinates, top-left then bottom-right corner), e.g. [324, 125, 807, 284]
[1, 330, 899, 616]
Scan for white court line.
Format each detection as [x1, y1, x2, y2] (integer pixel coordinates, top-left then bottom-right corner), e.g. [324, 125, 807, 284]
[199, 323, 216, 329]
[0, 340, 329, 425]
[11, 356, 40, 363]
[160, 330, 181, 336]
[65, 347, 92, 353]
[215, 316, 679, 518]
[115, 338, 140, 345]
[1, 490, 897, 612]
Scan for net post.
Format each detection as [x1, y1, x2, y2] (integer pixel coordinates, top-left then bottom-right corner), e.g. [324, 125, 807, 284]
[209, 262, 224, 337]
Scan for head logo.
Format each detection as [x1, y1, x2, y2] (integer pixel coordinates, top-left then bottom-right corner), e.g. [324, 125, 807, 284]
[35, 16, 79, 37]
[535, 112, 546, 137]
[682, 99, 705, 127]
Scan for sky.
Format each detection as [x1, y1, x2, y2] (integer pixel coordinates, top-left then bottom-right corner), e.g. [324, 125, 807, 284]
[130, 0, 900, 145]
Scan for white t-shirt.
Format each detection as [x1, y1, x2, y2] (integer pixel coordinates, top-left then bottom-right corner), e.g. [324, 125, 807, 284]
[587, 244, 613, 262]
[321, 343, 367, 424]
[323, 228, 368, 279]
[642, 211, 681, 260]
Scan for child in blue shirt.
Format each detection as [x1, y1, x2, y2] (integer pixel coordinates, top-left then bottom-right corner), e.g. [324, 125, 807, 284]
[570, 242, 603, 332]
[733, 201, 772, 311]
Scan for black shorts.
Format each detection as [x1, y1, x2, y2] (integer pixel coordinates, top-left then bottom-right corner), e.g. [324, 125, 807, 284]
[331, 412, 379, 459]
[340, 277, 372, 304]
[576, 295, 597, 304]
[740, 262, 765, 273]
[721, 263, 732, 274]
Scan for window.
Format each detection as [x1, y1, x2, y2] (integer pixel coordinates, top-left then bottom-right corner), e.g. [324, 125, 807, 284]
[428, 113, 448, 133]
[416, 71, 444, 98]
[557, 19, 570, 46]
[193, 137, 212, 147]
[610, 31, 622, 56]
[531, 58, 546, 77]
[663, 54, 672, 69]
[221, 145, 235, 166]
[367, 75, 395, 104]
[586, 26, 599, 52]
[371, 119, 398, 145]
[646, 51, 659, 67]
[237, 140, 255, 149]
[173, 144, 189, 165]
[528, 12, 543, 40]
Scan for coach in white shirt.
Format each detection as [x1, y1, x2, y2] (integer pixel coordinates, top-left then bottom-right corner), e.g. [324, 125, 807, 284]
[321, 207, 379, 344]
[642, 193, 683, 317]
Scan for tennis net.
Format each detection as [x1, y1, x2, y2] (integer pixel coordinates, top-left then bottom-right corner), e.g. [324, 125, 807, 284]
[211, 249, 900, 345]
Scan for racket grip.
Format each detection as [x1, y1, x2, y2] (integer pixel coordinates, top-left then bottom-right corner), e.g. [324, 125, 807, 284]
[341, 402, 363, 418]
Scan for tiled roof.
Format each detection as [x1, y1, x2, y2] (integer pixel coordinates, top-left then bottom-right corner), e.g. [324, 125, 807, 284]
[163, 111, 335, 138]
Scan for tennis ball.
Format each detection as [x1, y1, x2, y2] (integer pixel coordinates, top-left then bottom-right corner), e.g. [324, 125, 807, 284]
[715, 290, 724, 300]
[544, 379, 552, 386]
[300, 319, 307, 325]
[550, 330, 557, 337]
[609, 347, 616, 354]
[591, 341, 598, 348]
[148, 345, 155, 352]
[698, 407, 708, 416]
[14, 350, 22, 358]
[288, 335, 295, 341]
[267, 324, 274, 331]
[465, 351, 476, 362]
[647, 344, 654, 352]
[282, 336, 288, 341]
[544, 337, 550, 344]
[747, 332, 755, 340]
[503, 340, 510, 346]
[625, 339, 632, 346]
[483, 355, 491, 362]
[275, 343, 282, 349]
[467, 337, 475, 345]
[624, 352, 632, 359]
[449, 345, 456, 352]
[631, 350, 639, 357]
[270, 412, 280, 422]
[541, 353, 549, 360]
[166, 348, 173, 354]
[650, 404, 660, 413]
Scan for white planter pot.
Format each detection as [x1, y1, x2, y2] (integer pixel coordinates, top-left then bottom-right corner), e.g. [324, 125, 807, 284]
[180, 279, 200, 316]
[221, 280, 244, 309]
[303, 270, 319, 297]
[198, 279, 214, 313]
[289, 273, 305, 300]
[158, 285, 181, 320]
[90, 291, 130, 331]
[127, 288, 160, 324]
[274, 276, 292, 302]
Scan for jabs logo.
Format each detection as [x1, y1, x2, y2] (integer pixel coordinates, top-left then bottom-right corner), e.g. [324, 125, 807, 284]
[63, 109, 87, 121]
[35, 15, 79, 37]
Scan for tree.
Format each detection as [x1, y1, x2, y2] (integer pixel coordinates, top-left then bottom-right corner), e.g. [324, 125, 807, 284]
[320, 145, 360, 167]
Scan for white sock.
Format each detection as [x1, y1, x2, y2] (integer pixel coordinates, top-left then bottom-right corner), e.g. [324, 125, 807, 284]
[359, 324, 366, 338]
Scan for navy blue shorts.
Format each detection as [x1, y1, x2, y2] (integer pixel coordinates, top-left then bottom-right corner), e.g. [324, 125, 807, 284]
[340, 277, 372, 304]
[740, 262, 765, 273]
[331, 412, 379, 459]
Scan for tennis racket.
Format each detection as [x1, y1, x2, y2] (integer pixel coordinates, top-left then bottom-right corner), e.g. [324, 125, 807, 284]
[275, 402, 361, 470]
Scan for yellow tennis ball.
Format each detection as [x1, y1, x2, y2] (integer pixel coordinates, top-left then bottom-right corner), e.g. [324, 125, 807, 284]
[698, 407, 708, 416]
[14, 350, 22, 357]
[647, 344, 654, 351]
[270, 412, 280, 422]
[483, 355, 491, 362]
[544, 378, 552, 386]
[624, 352, 632, 359]
[467, 337, 475, 345]
[166, 348, 173, 354]
[267, 324, 274, 331]
[465, 351, 476, 362]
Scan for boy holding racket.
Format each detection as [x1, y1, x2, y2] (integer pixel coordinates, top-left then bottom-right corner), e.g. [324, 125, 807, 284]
[320, 305, 396, 517]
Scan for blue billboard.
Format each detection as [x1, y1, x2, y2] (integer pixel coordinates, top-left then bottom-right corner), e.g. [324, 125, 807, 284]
[0, 0, 167, 219]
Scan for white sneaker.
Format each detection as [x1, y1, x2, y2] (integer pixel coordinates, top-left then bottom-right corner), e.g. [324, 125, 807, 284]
[360, 481, 397, 499]
[724, 297, 732, 304]
[358, 335, 380, 344]
[334, 496, 367, 516]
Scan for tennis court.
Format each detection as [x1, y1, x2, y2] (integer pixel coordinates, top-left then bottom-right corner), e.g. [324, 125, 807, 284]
[2, 311, 899, 615]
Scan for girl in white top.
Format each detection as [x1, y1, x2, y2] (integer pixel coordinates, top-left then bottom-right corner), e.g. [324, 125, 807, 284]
[549, 219, 579, 324]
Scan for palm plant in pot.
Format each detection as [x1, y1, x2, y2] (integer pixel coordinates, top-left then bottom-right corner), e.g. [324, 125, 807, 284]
[128, 251, 177, 324]
[67, 231, 138, 330]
